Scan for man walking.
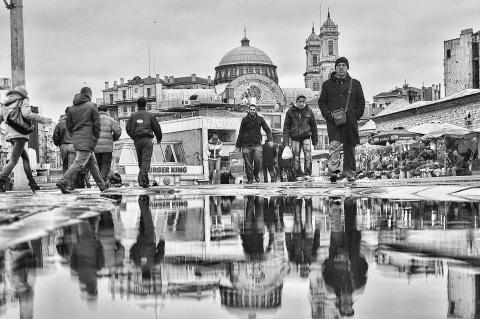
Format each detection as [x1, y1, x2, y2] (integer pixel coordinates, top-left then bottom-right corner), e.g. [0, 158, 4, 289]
[53, 107, 76, 190]
[56, 87, 109, 193]
[283, 94, 318, 179]
[262, 139, 277, 182]
[234, 104, 273, 184]
[94, 105, 122, 181]
[318, 57, 365, 183]
[126, 97, 162, 188]
[207, 131, 222, 183]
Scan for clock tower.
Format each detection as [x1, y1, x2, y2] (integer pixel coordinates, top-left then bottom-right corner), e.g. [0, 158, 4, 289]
[304, 10, 339, 91]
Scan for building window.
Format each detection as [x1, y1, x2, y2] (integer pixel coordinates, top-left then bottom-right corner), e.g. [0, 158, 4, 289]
[232, 68, 237, 76]
[122, 90, 126, 100]
[255, 66, 260, 74]
[446, 49, 451, 58]
[246, 66, 253, 74]
[313, 54, 318, 66]
[130, 105, 136, 113]
[147, 88, 151, 97]
[122, 105, 128, 115]
[109, 94, 114, 104]
[328, 40, 334, 56]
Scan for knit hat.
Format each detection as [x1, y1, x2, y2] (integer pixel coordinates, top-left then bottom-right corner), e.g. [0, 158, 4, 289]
[296, 94, 306, 101]
[6, 85, 28, 99]
[335, 57, 349, 69]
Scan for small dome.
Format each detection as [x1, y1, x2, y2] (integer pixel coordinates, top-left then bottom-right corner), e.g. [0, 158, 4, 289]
[218, 37, 274, 66]
[307, 27, 319, 41]
[322, 11, 336, 27]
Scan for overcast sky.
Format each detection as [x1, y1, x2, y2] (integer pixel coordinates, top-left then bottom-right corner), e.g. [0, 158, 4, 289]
[1, 0, 479, 120]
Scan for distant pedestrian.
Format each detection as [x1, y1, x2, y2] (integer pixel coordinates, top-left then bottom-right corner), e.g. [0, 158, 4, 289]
[126, 97, 162, 188]
[219, 166, 234, 184]
[0, 86, 52, 192]
[53, 107, 76, 190]
[319, 57, 365, 183]
[234, 104, 273, 184]
[56, 87, 109, 194]
[262, 140, 277, 182]
[283, 94, 318, 179]
[207, 131, 222, 183]
[94, 105, 121, 181]
[278, 141, 294, 182]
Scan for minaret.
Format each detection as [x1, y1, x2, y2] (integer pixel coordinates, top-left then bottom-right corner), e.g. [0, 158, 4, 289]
[318, 9, 339, 87]
[303, 24, 322, 91]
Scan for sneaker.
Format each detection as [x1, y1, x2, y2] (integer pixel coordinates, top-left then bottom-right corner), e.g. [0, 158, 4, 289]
[99, 181, 110, 192]
[28, 182, 40, 193]
[330, 174, 338, 184]
[56, 181, 72, 194]
[246, 179, 253, 184]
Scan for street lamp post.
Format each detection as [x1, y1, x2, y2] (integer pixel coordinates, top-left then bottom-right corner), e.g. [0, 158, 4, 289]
[4, 0, 29, 190]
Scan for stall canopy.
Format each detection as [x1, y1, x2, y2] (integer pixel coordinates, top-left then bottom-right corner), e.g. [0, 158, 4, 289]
[369, 127, 419, 145]
[408, 121, 471, 136]
[359, 119, 376, 132]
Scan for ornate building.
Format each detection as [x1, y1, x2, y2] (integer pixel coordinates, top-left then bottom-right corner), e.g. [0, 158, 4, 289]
[304, 11, 339, 91]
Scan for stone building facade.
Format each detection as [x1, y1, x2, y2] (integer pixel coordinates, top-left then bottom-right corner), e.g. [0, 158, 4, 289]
[372, 89, 480, 132]
[444, 28, 480, 96]
[304, 11, 339, 91]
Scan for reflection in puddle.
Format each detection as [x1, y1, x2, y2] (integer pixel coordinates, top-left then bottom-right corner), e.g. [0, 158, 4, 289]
[0, 194, 479, 318]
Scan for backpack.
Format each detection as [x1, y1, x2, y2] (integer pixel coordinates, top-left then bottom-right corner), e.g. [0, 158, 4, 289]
[6, 99, 33, 134]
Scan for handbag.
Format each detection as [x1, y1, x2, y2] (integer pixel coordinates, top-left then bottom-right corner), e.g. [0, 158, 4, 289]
[281, 145, 293, 160]
[332, 79, 353, 126]
[6, 99, 34, 134]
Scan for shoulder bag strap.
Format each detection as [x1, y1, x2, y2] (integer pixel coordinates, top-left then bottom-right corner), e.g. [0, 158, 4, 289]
[344, 79, 353, 112]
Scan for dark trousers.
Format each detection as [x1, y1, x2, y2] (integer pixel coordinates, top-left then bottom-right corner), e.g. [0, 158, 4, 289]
[242, 144, 263, 181]
[95, 152, 113, 181]
[134, 138, 153, 187]
[262, 165, 276, 182]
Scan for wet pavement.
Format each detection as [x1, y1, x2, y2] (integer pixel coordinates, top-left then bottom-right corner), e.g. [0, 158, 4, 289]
[0, 180, 479, 318]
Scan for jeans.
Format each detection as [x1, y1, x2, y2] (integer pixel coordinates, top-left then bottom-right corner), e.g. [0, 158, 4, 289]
[60, 144, 75, 187]
[291, 139, 312, 176]
[242, 144, 263, 181]
[328, 140, 356, 178]
[59, 150, 105, 188]
[134, 137, 153, 187]
[262, 165, 276, 182]
[95, 152, 113, 181]
[208, 157, 221, 182]
[0, 138, 35, 184]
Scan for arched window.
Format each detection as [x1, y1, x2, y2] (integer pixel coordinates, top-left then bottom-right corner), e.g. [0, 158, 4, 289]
[328, 40, 334, 56]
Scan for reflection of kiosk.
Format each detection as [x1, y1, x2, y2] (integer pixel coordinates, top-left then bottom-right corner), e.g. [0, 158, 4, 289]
[111, 140, 203, 186]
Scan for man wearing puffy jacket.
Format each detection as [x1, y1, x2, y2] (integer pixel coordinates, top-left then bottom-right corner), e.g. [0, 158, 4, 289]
[56, 87, 109, 194]
[94, 105, 121, 181]
[283, 94, 318, 179]
[126, 97, 162, 188]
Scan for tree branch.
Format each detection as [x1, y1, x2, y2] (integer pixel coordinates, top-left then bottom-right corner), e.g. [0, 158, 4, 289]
[3, 0, 13, 9]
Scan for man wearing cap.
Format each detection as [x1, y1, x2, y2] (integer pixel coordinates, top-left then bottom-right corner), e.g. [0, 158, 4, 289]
[318, 57, 365, 183]
[283, 94, 318, 179]
[234, 104, 273, 184]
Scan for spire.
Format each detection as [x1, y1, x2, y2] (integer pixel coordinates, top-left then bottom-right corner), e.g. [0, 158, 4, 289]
[241, 25, 250, 46]
[328, 7, 330, 19]
[312, 21, 315, 32]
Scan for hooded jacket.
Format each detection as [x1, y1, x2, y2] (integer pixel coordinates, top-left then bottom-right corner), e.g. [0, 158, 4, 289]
[53, 115, 74, 146]
[0, 93, 49, 141]
[67, 93, 101, 151]
[318, 72, 365, 145]
[126, 109, 162, 142]
[94, 111, 122, 153]
[283, 105, 318, 145]
[235, 114, 272, 148]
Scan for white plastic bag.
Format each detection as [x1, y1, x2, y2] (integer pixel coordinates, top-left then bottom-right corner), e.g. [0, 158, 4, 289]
[282, 145, 293, 160]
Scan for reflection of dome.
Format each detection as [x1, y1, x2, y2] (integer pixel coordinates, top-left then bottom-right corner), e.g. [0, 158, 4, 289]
[214, 36, 278, 85]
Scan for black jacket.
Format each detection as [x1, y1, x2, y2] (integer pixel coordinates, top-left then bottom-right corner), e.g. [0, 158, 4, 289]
[235, 114, 272, 148]
[262, 142, 277, 166]
[53, 115, 73, 146]
[126, 109, 162, 142]
[67, 94, 100, 151]
[283, 105, 318, 145]
[318, 73, 365, 145]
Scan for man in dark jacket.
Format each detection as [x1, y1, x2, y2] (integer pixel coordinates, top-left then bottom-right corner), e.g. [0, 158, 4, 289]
[283, 94, 318, 179]
[318, 57, 365, 183]
[56, 87, 108, 194]
[234, 104, 273, 184]
[126, 97, 162, 188]
[53, 107, 76, 190]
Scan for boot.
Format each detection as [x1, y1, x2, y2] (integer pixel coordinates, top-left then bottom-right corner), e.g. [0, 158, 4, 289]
[0, 176, 11, 192]
[28, 180, 40, 193]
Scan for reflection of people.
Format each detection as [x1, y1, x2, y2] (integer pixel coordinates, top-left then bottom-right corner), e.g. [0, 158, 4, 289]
[323, 197, 368, 316]
[285, 197, 319, 277]
[98, 211, 125, 269]
[235, 104, 273, 184]
[207, 131, 222, 183]
[241, 196, 274, 260]
[319, 57, 366, 183]
[130, 195, 165, 280]
[9, 241, 36, 319]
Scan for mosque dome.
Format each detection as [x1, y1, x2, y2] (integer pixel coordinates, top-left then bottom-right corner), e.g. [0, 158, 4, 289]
[214, 36, 278, 85]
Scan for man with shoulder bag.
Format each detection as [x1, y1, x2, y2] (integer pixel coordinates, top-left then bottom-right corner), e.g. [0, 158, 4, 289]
[283, 94, 318, 179]
[318, 57, 365, 183]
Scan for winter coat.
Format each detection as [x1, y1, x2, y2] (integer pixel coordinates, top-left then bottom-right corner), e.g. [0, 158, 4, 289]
[126, 109, 162, 142]
[53, 115, 73, 146]
[67, 93, 101, 152]
[318, 72, 365, 145]
[207, 138, 222, 159]
[94, 111, 122, 153]
[235, 114, 272, 148]
[0, 94, 49, 141]
[283, 105, 318, 145]
[262, 142, 277, 166]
